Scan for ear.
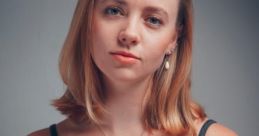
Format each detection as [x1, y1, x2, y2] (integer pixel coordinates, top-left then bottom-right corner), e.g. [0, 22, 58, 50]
[166, 29, 179, 55]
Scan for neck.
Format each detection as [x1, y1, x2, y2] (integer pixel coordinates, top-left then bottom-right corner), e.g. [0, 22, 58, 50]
[100, 75, 152, 135]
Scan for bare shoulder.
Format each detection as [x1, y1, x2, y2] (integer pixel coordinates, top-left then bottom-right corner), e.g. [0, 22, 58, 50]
[27, 128, 49, 136]
[206, 123, 238, 136]
[28, 118, 97, 136]
[194, 118, 238, 136]
[27, 119, 66, 136]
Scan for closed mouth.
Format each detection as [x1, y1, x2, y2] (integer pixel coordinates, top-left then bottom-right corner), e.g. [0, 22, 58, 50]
[109, 51, 140, 60]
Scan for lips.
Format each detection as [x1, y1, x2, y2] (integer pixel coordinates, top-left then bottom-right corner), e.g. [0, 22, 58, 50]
[110, 51, 140, 60]
[110, 51, 140, 65]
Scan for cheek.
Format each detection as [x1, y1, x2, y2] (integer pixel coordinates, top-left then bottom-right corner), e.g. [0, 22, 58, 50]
[141, 32, 173, 69]
[144, 33, 172, 57]
[92, 17, 116, 56]
[144, 50, 165, 69]
[91, 20, 109, 68]
[141, 47, 165, 72]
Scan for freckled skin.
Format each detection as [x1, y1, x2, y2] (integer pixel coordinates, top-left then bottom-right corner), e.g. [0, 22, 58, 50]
[91, 0, 179, 82]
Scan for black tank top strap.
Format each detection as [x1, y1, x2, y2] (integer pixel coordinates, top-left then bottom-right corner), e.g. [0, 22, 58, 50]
[49, 124, 58, 136]
[48, 120, 216, 136]
[198, 119, 217, 136]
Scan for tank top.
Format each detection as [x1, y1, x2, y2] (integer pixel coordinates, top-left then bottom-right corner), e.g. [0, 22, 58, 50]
[49, 119, 216, 136]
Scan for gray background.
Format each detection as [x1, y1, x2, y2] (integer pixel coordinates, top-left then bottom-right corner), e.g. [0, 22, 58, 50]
[0, 0, 258, 135]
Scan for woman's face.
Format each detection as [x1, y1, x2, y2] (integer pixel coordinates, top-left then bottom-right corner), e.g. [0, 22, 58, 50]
[91, 0, 179, 82]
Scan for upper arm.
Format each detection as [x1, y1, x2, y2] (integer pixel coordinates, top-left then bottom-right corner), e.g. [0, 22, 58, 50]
[206, 123, 238, 136]
[27, 128, 49, 136]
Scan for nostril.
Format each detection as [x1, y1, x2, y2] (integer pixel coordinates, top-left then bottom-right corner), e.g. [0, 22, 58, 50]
[118, 31, 139, 46]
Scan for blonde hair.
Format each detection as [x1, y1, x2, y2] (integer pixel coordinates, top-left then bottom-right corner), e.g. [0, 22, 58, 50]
[52, 0, 206, 135]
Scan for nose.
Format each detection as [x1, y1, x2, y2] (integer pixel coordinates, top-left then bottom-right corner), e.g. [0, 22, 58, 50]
[118, 19, 140, 47]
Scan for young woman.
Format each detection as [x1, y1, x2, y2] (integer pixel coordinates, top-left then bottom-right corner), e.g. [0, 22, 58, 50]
[29, 0, 237, 136]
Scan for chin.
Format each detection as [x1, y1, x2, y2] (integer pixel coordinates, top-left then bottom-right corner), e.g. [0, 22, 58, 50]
[113, 71, 139, 81]
[104, 69, 146, 83]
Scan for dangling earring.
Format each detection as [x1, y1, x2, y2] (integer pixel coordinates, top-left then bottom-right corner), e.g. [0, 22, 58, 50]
[164, 54, 170, 70]
[164, 46, 176, 70]
[165, 59, 170, 70]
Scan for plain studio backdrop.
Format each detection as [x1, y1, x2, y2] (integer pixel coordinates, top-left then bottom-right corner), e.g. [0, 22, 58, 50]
[0, 0, 258, 135]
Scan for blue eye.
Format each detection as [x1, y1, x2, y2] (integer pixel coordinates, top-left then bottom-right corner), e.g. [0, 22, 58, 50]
[104, 7, 123, 16]
[147, 17, 162, 26]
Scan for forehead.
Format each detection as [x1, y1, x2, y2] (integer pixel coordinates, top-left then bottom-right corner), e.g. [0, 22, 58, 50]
[96, 0, 179, 16]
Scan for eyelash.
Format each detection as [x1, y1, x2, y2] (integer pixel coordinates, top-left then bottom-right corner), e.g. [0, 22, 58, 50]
[104, 6, 124, 16]
[103, 6, 163, 27]
[146, 16, 163, 26]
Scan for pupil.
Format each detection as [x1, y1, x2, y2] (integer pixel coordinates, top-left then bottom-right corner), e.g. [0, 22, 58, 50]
[151, 18, 158, 24]
[110, 8, 118, 15]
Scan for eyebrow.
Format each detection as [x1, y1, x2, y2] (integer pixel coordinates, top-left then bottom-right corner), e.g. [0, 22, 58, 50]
[100, 0, 169, 19]
[114, 0, 127, 5]
[100, 0, 127, 6]
[143, 6, 169, 19]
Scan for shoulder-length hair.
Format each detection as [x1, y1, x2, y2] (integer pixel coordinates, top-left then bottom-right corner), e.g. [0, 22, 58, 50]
[52, 0, 206, 135]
